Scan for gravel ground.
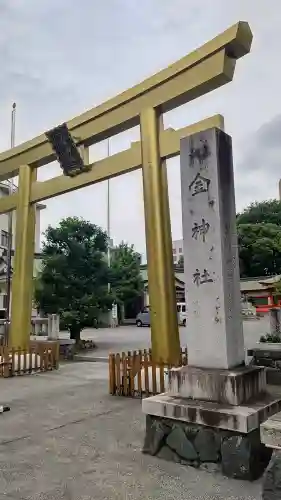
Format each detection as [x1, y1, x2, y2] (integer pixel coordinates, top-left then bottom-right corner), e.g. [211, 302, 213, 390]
[76, 316, 269, 359]
[0, 362, 263, 499]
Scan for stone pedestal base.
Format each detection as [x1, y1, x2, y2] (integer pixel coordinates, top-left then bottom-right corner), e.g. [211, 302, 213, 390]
[142, 364, 281, 480]
[168, 365, 266, 405]
[143, 393, 281, 433]
[142, 391, 281, 480]
[143, 414, 272, 481]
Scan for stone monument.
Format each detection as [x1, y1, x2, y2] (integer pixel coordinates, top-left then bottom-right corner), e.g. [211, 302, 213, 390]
[241, 297, 257, 319]
[142, 128, 281, 480]
[47, 314, 60, 340]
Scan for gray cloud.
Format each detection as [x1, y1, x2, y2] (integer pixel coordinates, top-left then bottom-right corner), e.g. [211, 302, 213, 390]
[235, 115, 281, 210]
[252, 115, 281, 151]
[1, 0, 281, 259]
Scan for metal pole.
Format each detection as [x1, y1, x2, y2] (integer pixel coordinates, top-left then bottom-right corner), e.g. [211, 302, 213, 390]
[107, 139, 111, 293]
[5, 103, 16, 344]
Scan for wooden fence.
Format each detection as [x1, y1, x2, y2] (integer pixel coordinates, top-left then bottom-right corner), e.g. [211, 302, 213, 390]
[0, 341, 59, 377]
[109, 347, 188, 397]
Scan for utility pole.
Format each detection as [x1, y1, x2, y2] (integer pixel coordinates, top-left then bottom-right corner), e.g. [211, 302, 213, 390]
[107, 139, 111, 294]
[5, 102, 16, 344]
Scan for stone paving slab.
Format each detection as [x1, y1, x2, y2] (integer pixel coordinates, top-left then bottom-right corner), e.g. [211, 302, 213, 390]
[0, 363, 262, 499]
[261, 410, 281, 449]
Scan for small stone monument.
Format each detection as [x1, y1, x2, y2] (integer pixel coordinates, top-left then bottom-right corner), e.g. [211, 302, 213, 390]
[47, 314, 60, 340]
[269, 307, 281, 337]
[111, 302, 118, 328]
[142, 128, 281, 480]
[241, 296, 257, 319]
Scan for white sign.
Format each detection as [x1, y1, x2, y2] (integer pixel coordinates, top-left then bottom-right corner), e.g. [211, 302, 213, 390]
[112, 304, 118, 320]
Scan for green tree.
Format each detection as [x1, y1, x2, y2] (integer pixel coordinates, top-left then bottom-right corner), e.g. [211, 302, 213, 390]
[238, 223, 281, 278]
[35, 217, 110, 342]
[237, 200, 281, 226]
[110, 242, 144, 319]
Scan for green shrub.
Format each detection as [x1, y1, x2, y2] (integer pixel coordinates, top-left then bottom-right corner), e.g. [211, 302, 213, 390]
[259, 333, 281, 343]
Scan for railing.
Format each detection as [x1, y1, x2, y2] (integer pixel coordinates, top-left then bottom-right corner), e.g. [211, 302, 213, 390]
[109, 347, 188, 397]
[0, 317, 49, 337]
[0, 341, 59, 377]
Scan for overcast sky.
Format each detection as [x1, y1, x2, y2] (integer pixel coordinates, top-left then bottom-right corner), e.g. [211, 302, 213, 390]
[0, 0, 280, 259]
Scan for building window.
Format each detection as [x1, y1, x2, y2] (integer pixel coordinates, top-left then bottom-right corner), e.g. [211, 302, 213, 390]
[179, 247, 182, 254]
[173, 248, 176, 254]
[1, 230, 9, 248]
[3, 295, 8, 310]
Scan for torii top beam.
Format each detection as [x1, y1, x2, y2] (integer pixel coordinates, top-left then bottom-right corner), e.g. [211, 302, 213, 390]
[0, 21, 252, 181]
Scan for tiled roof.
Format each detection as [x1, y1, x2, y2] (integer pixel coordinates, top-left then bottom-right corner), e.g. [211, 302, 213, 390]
[240, 280, 265, 292]
[259, 275, 281, 286]
[140, 265, 278, 293]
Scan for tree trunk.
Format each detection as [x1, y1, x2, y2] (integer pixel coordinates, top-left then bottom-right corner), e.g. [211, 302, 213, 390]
[69, 325, 81, 343]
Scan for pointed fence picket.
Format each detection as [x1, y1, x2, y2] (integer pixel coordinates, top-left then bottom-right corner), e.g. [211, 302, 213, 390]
[109, 347, 188, 397]
[0, 341, 59, 377]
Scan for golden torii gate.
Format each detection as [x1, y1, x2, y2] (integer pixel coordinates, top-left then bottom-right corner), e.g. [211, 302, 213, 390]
[0, 21, 252, 363]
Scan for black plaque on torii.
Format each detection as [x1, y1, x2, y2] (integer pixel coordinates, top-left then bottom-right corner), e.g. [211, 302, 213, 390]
[46, 123, 91, 178]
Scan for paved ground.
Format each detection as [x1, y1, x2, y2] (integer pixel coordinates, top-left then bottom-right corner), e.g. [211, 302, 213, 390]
[0, 362, 262, 500]
[78, 316, 269, 359]
[1, 319, 269, 498]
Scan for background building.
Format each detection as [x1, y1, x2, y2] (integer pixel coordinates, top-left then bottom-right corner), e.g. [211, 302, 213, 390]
[140, 265, 185, 307]
[172, 239, 183, 265]
[140, 264, 280, 312]
[0, 181, 45, 310]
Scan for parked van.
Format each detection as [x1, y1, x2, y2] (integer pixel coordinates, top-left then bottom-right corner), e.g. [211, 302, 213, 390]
[136, 303, 187, 327]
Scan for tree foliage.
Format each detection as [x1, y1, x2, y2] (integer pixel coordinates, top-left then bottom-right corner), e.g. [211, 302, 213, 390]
[34, 217, 110, 341]
[238, 222, 281, 278]
[109, 242, 144, 311]
[175, 200, 281, 278]
[237, 200, 281, 226]
[237, 200, 281, 278]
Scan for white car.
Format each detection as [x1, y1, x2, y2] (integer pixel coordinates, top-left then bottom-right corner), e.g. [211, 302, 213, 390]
[177, 302, 187, 326]
[136, 303, 187, 327]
